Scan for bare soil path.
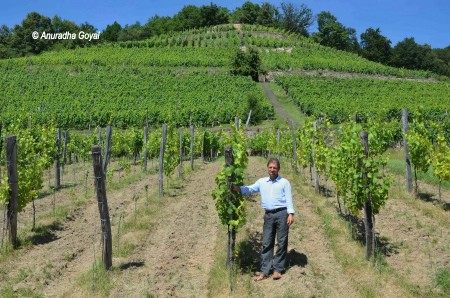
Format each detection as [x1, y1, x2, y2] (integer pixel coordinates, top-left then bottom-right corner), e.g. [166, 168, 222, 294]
[1, 164, 158, 297]
[108, 161, 222, 297]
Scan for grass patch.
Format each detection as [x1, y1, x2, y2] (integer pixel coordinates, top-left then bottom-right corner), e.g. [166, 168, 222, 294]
[268, 82, 307, 127]
[385, 148, 450, 190]
[78, 261, 114, 297]
[436, 268, 450, 296]
[389, 180, 449, 226]
[0, 286, 41, 298]
[114, 242, 136, 258]
[108, 171, 147, 191]
[122, 205, 156, 232]
[16, 268, 31, 282]
[51, 206, 70, 219]
[42, 261, 54, 280]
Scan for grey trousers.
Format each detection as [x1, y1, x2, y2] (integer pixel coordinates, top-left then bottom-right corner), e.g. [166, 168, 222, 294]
[261, 209, 289, 275]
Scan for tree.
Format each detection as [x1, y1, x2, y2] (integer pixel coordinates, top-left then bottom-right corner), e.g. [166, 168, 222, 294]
[256, 2, 280, 27]
[200, 3, 229, 27]
[173, 5, 203, 30]
[51, 16, 82, 50]
[279, 2, 313, 36]
[12, 12, 53, 55]
[231, 47, 261, 81]
[313, 11, 360, 53]
[391, 37, 439, 71]
[433, 46, 450, 76]
[143, 16, 175, 37]
[232, 1, 260, 24]
[434, 46, 450, 65]
[0, 25, 15, 58]
[117, 22, 148, 41]
[360, 27, 392, 64]
[80, 22, 97, 34]
[102, 21, 122, 42]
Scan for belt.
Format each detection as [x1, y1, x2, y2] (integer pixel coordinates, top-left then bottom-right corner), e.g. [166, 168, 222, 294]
[265, 207, 287, 214]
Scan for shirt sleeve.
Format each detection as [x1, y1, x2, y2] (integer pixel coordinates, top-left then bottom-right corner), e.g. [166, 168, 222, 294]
[240, 179, 261, 195]
[285, 180, 295, 214]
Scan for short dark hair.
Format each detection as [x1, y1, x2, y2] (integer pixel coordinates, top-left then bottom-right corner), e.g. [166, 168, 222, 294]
[267, 158, 280, 169]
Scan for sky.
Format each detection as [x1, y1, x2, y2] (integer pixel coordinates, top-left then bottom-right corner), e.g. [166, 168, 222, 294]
[1, 0, 449, 48]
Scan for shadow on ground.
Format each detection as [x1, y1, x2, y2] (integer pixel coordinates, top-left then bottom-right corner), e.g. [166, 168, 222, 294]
[286, 249, 308, 269]
[25, 222, 63, 246]
[340, 213, 400, 257]
[236, 231, 263, 273]
[119, 261, 145, 271]
[417, 191, 450, 211]
[236, 231, 308, 274]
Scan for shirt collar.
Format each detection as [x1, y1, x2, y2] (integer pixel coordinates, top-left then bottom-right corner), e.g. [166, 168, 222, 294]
[266, 175, 282, 183]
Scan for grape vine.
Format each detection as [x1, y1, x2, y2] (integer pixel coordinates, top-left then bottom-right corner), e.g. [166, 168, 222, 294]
[211, 126, 248, 231]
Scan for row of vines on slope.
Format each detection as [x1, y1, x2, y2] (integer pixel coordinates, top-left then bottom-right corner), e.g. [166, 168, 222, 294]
[0, 122, 224, 247]
[0, 68, 272, 129]
[236, 114, 449, 261]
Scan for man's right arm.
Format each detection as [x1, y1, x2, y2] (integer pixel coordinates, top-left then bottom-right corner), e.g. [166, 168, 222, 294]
[235, 180, 260, 195]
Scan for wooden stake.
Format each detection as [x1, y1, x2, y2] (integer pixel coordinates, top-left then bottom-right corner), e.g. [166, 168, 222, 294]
[91, 145, 112, 270]
[402, 108, 413, 193]
[55, 128, 61, 190]
[143, 125, 149, 172]
[290, 120, 298, 173]
[190, 125, 195, 171]
[360, 131, 375, 261]
[5, 136, 18, 248]
[102, 126, 112, 174]
[159, 124, 167, 197]
[178, 128, 183, 178]
[312, 121, 320, 194]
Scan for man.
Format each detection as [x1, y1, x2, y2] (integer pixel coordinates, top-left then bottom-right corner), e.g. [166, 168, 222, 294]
[233, 158, 295, 281]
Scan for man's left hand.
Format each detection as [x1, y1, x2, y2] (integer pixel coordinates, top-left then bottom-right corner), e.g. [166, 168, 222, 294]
[287, 214, 294, 227]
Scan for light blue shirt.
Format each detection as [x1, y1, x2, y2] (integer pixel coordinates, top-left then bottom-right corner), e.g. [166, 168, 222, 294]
[240, 175, 295, 214]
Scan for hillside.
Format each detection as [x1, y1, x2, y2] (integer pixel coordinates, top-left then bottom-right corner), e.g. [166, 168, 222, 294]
[0, 24, 449, 298]
[1, 24, 448, 129]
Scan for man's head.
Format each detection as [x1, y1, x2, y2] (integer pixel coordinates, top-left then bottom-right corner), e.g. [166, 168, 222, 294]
[267, 158, 280, 180]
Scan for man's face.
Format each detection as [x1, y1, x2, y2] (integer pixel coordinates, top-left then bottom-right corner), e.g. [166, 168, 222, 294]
[267, 162, 279, 180]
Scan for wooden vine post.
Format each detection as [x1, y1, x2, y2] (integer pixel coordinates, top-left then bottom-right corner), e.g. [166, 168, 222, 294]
[55, 128, 61, 190]
[178, 128, 183, 178]
[0, 124, 2, 154]
[277, 128, 281, 160]
[402, 108, 413, 193]
[103, 126, 112, 174]
[62, 130, 69, 172]
[143, 116, 149, 172]
[159, 124, 167, 197]
[290, 120, 298, 173]
[201, 130, 205, 162]
[190, 125, 195, 171]
[91, 145, 112, 270]
[312, 121, 320, 194]
[360, 131, 375, 261]
[5, 136, 18, 248]
[224, 146, 236, 268]
[245, 110, 252, 127]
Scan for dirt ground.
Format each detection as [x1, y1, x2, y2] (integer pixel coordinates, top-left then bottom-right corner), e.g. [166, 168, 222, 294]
[0, 155, 449, 297]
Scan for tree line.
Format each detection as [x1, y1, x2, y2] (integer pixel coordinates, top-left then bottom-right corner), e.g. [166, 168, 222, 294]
[1, 1, 449, 76]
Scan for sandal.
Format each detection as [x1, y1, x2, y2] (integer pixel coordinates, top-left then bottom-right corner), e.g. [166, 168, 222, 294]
[254, 273, 269, 281]
[273, 271, 282, 280]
